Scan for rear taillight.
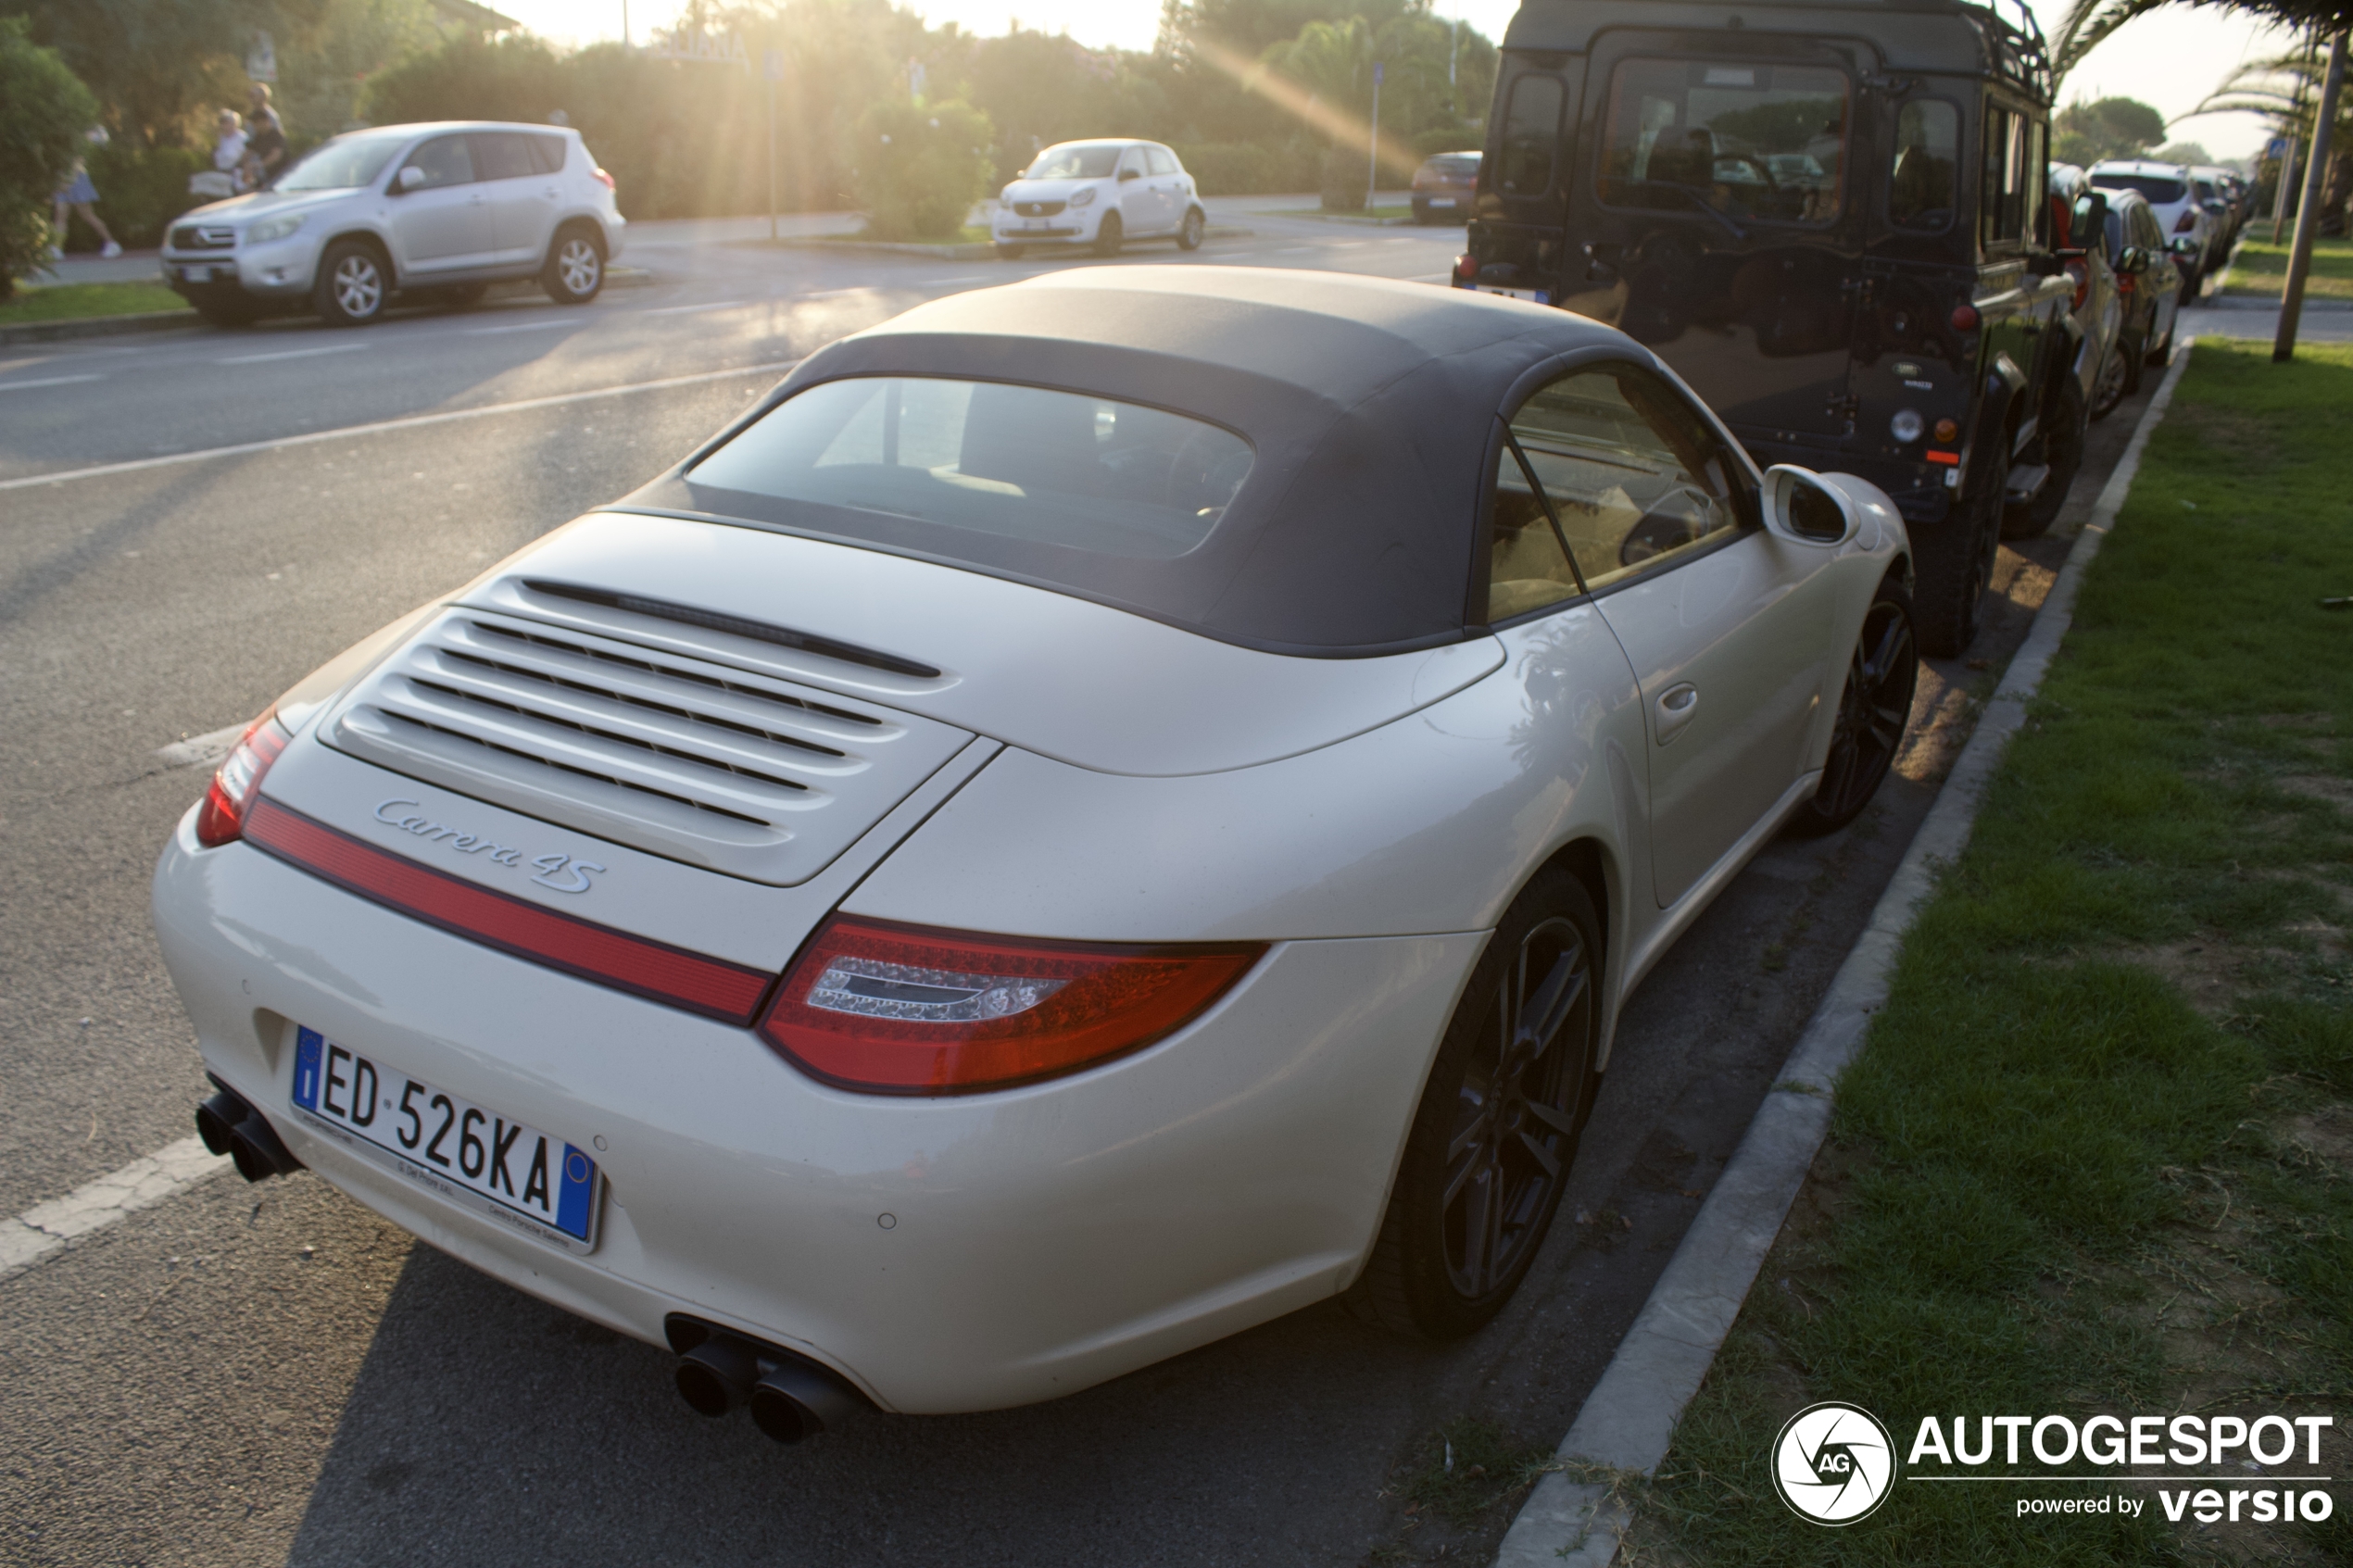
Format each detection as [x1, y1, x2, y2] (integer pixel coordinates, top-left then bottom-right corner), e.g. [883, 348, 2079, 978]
[759, 917, 1264, 1094]
[1453, 252, 1479, 285]
[2118, 272, 2135, 295]
[1950, 303, 1981, 333]
[593, 167, 615, 191]
[2065, 258, 2090, 311]
[194, 710, 291, 847]
[2174, 209, 2195, 233]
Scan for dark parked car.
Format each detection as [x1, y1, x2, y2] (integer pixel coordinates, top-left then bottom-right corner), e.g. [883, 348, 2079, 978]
[1455, 0, 2087, 656]
[1411, 151, 1480, 223]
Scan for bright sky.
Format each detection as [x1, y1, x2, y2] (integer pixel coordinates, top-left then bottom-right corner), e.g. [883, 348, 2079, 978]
[500, 0, 2303, 161]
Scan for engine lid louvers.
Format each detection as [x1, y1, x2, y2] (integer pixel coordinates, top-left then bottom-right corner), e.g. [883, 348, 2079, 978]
[323, 608, 972, 886]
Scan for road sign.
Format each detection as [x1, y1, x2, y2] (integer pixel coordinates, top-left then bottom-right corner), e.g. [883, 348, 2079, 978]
[2269, 136, 2291, 159]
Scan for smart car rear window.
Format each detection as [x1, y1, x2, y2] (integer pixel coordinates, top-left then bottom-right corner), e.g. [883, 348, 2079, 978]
[686, 378, 1254, 561]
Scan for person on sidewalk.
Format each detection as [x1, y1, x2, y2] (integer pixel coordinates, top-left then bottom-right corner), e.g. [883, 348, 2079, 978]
[214, 109, 250, 193]
[51, 126, 122, 260]
[243, 85, 287, 190]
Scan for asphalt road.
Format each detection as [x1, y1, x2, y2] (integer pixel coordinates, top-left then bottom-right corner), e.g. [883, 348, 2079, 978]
[0, 210, 2162, 1567]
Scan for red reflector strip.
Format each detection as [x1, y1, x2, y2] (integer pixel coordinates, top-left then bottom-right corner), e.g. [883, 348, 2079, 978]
[1925, 449, 1961, 466]
[244, 798, 774, 1023]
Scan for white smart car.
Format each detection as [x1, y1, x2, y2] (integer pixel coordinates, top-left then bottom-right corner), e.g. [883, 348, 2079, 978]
[992, 140, 1205, 259]
[154, 268, 1916, 1441]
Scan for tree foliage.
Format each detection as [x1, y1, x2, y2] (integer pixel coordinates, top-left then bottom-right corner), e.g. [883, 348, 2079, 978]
[2052, 95, 2167, 165]
[0, 0, 328, 147]
[2055, 0, 2353, 81]
[0, 15, 98, 297]
[851, 96, 994, 238]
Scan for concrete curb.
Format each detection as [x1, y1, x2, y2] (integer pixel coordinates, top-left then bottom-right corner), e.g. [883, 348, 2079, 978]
[0, 265, 656, 347]
[1491, 340, 2201, 1568]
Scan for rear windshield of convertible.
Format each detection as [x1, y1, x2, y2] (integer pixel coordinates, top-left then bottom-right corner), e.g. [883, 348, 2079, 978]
[686, 377, 1255, 560]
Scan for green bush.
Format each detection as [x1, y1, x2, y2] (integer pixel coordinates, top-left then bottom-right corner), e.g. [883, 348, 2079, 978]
[1413, 124, 1482, 157]
[362, 32, 566, 125]
[0, 17, 98, 296]
[78, 142, 208, 250]
[1173, 142, 1274, 196]
[1321, 143, 1370, 210]
[853, 98, 994, 240]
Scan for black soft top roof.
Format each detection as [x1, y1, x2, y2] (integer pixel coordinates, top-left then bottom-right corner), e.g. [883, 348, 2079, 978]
[631, 267, 1638, 656]
[1501, 0, 2050, 93]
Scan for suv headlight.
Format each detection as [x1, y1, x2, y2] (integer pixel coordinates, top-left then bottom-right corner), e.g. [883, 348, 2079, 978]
[1069, 186, 1097, 207]
[246, 214, 306, 245]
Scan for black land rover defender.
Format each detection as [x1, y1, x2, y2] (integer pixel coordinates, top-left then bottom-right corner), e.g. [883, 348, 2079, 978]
[1456, 0, 2082, 656]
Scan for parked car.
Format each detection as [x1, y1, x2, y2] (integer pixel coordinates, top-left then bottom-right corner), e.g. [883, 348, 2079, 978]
[2098, 187, 2184, 402]
[1459, 0, 2084, 655]
[1411, 150, 1481, 223]
[157, 268, 1916, 1435]
[160, 120, 623, 329]
[992, 140, 1205, 259]
[2088, 159, 2211, 296]
[2047, 165, 2126, 428]
[2191, 165, 2246, 261]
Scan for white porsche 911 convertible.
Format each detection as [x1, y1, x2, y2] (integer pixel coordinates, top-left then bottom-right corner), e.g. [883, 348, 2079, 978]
[153, 267, 1917, 1440]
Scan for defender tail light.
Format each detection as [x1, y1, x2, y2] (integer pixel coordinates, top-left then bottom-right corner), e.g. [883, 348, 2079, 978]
[760, 917, 1264, 1094]
[194, 709, 292, 847]
[1453, 252, 1479, 284]
[1950, 304, 1981, 333]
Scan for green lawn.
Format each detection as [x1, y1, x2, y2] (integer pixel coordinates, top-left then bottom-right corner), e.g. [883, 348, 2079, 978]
[1626, 341, 2353, 1565]
[2222, 235, 2353, 301]
[0, 280, 189, 326]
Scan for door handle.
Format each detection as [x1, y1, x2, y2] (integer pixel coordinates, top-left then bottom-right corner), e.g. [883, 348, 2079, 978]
[1655, 683, 1699, 745]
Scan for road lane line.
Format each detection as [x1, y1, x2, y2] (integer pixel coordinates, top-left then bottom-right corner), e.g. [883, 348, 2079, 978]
[463, 319, 573, 334]
[0, 357, 805, 493]
[217, 343, 372, 365]
[640, 299, 747, 315]
[1, 1136, 230, 1283]
[0, 373, 107, 391]
[157, 722, 249, 770]
[926, 275, 988, 285]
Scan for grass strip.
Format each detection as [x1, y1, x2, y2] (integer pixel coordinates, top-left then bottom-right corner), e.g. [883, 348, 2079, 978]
[2223, 235, 2353, 300]
[0, 280, 189, 325]
[1626, 340, 2353, 1566]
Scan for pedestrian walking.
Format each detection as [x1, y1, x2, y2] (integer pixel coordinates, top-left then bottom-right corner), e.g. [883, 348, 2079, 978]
[51, 125, 121, 259]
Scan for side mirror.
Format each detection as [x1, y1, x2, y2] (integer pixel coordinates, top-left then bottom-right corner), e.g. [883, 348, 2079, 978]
[395, 165, 425, 193]
[1117, 168, 1140, 182]
[1763, 465, 1862, 548]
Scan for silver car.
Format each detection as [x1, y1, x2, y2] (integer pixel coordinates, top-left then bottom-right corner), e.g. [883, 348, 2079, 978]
[161, 120, 626, 328]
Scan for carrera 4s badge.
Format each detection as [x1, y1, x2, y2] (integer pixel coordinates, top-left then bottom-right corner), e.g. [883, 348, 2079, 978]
[371, 798, 606, 894]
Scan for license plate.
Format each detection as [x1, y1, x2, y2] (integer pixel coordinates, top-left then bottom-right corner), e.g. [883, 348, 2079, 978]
[291, 1025, 600, 1252]
[180, 265, 213, 283]
[1427, 197, 1456, 208]
[1480, 284, 1553, 306]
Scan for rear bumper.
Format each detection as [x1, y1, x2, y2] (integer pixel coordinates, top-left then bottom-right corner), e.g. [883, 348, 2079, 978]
[152, 806, 1480, 1413]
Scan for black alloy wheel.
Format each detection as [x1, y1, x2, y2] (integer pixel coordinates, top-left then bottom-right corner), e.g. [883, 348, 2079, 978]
[1350, 866, 1603, 1339]
[1092, 211, 1123, 257]
[2002, 375, 2084, 540]
[1912, 469, 2000, 659]
[1788, 577, 1918, 837]
[1176, 207, 1205, 251]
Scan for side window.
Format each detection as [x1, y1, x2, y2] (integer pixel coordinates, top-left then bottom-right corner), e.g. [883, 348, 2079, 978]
[470, 132, 536, 182]
[1145, 145, 1179, 177]
[1486, 365, 1750, 621]
[527, 135, 568, 175]
[1117, 146, 1146, 179]
[401, 135, 475, 190]
[1979, 105, 2041, 250]
[1888, 100, 1957, 230]
[1497, 73, 1566, 195]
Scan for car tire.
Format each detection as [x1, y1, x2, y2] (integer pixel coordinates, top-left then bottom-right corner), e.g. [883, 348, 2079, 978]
[2145, 314, 2174, 367]
[1092, 211, 1123, 257]
[542, 226, 604, 305]
[2002, 374, 2084, 540]
[313, 240, 389, 327]
[2089, 343, 2129, 421]
[1176, 207, 1205, 251]
[1346, 863, 1604, 1340]
[996, 243, 1024, 261]
[2120, 328, 2146, 396]
[1785, 575, 1918, 837]
[1914, 469, 2001, 659]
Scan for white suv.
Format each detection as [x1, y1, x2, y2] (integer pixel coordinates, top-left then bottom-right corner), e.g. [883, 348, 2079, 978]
[161, 120, 626, 328]
[992, 141, 1205, 260]
[2087, 160, 2210, 294]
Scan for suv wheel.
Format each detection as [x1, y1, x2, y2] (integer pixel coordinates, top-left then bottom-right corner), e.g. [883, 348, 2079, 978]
[543, 228, 604, 305]
[314, 241, 388, 327]
[1346, 864, 1603, 1339]
[1915, 471, 2001, 659]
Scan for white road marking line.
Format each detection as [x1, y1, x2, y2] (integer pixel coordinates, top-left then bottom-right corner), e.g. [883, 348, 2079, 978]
[0, 357, 805, 493]
[640, 299, 747, 315]
[0, 373, 107, 391]
[1275, 246, 1319, 254]
[156, 722, 249, 770]
[926, 275, 987, 285]
[217, 342, 372, 365]
[463, 319, 569, 334]
[0, 1135, 230, 1283]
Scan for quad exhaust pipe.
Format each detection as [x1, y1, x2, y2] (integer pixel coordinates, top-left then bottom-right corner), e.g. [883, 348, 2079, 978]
[667, 1316, 866, 1443]
[195, 1079, 304, 1183]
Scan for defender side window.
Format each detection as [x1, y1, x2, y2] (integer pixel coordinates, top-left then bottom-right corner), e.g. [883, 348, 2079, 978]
[1498, 73, 1566, 195]
[1486, 365, 1751, 621]
[1889, 100, 1957, 230]
[1979, 105, 2045, 252]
